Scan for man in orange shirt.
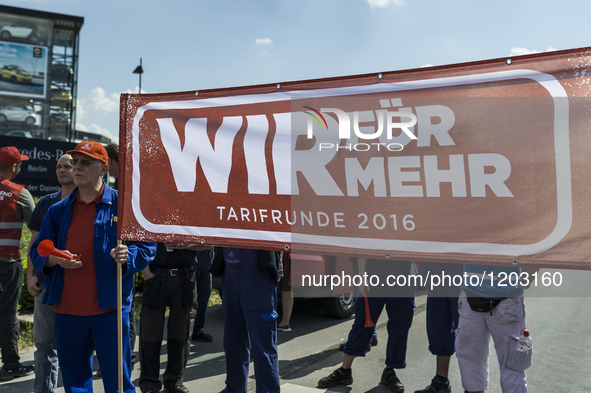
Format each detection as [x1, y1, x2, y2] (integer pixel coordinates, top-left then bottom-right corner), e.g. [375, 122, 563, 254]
[30, 141, 156, 393]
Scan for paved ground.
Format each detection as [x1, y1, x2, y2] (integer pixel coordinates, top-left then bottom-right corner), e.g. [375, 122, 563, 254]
[3, 269, 591, 392]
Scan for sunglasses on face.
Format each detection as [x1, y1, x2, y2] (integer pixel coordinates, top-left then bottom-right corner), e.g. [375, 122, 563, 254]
[71, 158, 100, 167]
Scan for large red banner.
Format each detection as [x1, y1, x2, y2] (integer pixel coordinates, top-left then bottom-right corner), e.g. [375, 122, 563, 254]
[119, 47, 591, 269]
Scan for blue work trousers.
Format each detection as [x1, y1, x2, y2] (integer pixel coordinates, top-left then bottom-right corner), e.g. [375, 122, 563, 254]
[54, 310, 133, 393]
[426, 296, 459, 356]
[344, 296, 415, 369]
[222, 263, 279, 393]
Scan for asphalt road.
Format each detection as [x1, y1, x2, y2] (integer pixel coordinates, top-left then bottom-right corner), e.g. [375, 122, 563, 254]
[2, 268, 590, 392]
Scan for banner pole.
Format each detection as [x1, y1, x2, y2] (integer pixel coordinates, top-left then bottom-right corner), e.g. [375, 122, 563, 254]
[117, 239, 123, 393]
[117, 94, 127, 393]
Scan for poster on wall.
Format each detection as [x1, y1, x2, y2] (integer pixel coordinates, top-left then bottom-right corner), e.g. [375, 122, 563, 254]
[0, 41, 47, 99]
[119, 46, 591, 270]
[3, 135, 76, 197]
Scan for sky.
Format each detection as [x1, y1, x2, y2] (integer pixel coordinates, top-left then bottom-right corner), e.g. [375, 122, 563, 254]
[2, 0, 591, 142]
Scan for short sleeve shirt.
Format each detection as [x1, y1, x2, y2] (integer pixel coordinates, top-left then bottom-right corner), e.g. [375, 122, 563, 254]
[28, 191, 61, 233]
[16, 188, 35, 225]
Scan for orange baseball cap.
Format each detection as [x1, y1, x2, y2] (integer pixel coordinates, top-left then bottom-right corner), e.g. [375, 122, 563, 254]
[67, 141, 109, 164]
[0, 146, 30, 165]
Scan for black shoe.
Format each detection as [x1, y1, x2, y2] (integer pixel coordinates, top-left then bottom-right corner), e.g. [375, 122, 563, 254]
[414, 376, 451, 393]
[380, 367, 404, 393]
[163, 385, 189, 393]
[0, 364, 34, 380]
[318, 367, 353, 388]
[0, 368, 13, 382]
[191, 331, 213, 342]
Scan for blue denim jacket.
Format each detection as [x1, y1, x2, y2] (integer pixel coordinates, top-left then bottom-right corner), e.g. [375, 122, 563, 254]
[30, 182, 156, 310]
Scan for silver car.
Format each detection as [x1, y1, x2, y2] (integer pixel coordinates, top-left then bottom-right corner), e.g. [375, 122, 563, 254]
[0, 25, 40, 44]
[0, 104, 37, 125]
[4, 130, 34, 138]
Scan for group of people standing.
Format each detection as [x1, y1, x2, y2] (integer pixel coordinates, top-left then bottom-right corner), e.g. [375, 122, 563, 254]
[1, 142, 531, 393]
[0, 142, 280, 393]
[316, 260, 531, 393]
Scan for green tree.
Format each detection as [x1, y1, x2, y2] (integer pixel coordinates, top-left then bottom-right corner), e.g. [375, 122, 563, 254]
[19, 222, 34, 313]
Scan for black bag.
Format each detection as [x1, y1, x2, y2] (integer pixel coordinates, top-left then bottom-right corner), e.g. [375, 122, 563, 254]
[466, 296, 503, 315]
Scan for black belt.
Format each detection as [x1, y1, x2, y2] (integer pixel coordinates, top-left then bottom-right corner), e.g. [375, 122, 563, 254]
[150, 266, 194, 277]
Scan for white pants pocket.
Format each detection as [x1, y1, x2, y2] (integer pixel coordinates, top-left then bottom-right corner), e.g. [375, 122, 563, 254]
[506, 336, 532, 371]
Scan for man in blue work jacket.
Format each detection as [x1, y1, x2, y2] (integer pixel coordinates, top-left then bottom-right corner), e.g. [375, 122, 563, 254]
[30, 141, 156, 393]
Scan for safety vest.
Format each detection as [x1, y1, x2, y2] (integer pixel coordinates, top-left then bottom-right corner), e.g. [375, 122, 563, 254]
[0, 177, 25, 259]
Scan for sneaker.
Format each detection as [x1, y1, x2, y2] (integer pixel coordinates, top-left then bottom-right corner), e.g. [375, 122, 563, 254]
[0, 364, 34, 381]
[277, 324, 292, 332]
[414, 376, 451, 393]
[380, 367, 404, 393]
[191, 331, 213, 342]
[317, 367, 353, 388]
